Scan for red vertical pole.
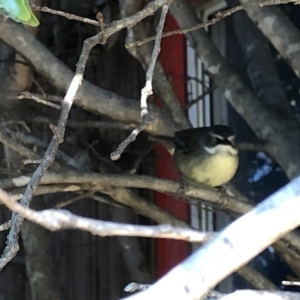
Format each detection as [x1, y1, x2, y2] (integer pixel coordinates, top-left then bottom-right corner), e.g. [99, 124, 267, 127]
[154, 13, 189, 279]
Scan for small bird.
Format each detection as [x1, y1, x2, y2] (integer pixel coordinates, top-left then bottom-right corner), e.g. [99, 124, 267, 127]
[0, 0, 39, 27]
[173, 125, 238, 187]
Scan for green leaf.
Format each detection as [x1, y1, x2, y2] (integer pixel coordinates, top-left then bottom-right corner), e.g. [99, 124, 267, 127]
[0, 0, 39, 27]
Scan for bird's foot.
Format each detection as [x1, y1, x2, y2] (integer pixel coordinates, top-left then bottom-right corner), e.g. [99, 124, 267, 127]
[216, 185, 233, 206]
[178, 177, 190, 195]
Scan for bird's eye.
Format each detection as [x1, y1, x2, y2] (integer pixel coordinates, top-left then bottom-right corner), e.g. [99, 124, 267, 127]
[183, 148, 189, 154]
[211, 137, 217, 145]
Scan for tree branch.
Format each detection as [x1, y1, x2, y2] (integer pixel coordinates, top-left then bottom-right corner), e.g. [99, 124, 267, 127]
[120, 0, 190, 130]
[0, 4, 179, 137]
[111, 1, 172, 160]
[31, 4, 99, 26]
[4, 170, 300, 275]
[1, 168, 298, 257]
[121, 176, 300, 300]
[218, 290, 300, 300]
[0, 188, 212, 242]
[0, 172, 253, 213]
[0, 187, 284, 291]
[0, 125, 40, 160]
[0, 221, 11, 231]
[0, 0, 175, 271]
[170, 0, 300, 181]
[126, 0, 299, 48]
[240, 0, 300, 79]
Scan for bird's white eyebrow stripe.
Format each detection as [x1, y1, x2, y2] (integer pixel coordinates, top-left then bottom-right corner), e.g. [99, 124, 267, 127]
[209, 133, 225, 139]
[210, 133, 235, 141]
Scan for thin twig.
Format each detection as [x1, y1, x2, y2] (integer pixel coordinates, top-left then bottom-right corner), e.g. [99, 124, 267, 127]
[124, 282, 151, 292]
[23, 117, 135, 130]
[22, 159, 42, 165]
[0, 126, 40, 160]
[11, 184, 94, 201]
[15, 132, 86, 170]
[0, 0, 176, 271]
[0, 171, 253, 214]
[185, 86, 216, 110]
[21, 93, 63, 103]
[30, 4, 99, 26]
[18, 91, 61, 110]
[0, 221, 11, 231]
[218, 290, 300, 300]
[54, 191, 94, 209]
[31, 74, 47, 98]
[237, 142, 266, 153]
[110, 3, 171, 160]
[128, 145, 154, 174]
[0, 24, 102, 273]
[237, 142, 275, 160]
[91, 194, 127, 210]
[119, 176, 300, 300]
[96, 12, 107, 44]
[282, 280, 300, 286]
[126, 0, 300, 48]
[0, 188, 213, 243]
[124, 283, 224, 299]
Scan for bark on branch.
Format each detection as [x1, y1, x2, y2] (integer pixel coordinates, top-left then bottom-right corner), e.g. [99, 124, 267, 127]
[170, 0, 300, 181]
[121, 175, 300, 300]
[0, 189, 213, 243]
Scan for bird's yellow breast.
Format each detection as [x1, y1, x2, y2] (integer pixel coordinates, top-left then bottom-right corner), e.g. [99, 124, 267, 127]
[187, 154, 238, 187]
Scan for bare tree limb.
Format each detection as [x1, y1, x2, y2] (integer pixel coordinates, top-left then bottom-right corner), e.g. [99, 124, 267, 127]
[237, 142, 268, 153]
[53, 191, 95, 209]
[23, 116, 136, 131]
[0, 181, 296, 296]
[112, 209, 153, 284]
[230, 0, 290, 110]
[125, 282, 151, 292]
[14, 131, 86, 170]
[0, 0, 175, 270]
[237, 265, 277, 290]
[0, 4, 179, 137]
[31, 4, 99, 26]
[0, 221, 11, 231]
[169, 0, 300, 277]
[170, 0, 300, 181]
[240, 0, 300, 79]
[0, 172, 253, 213]
[4, 171, 300, 273]
[2, 180, 283, 289]
[10, 184, 88, 200]
[9, 182, 193, 230]
[0, 30, 96, 270]
[128, 288, 300, 300]
[121, 176, 300, 300]
[282, 280, 300, 286]
[126, 0, 300, 48]
[120, 0, 190, 129]
[0, 188, 213, 242]
[101, 187, 190, 228]
[111, 1, 171, 160]
[124, 286, 297, 300]
[218, 290, 300, 300]
[18, 91, 61, 110]
[0, 126, 40, 160]
[21, 199, 60, 300]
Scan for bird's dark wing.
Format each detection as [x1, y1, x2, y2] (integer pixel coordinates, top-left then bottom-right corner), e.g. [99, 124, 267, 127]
[174, 127, 210, 154]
